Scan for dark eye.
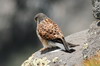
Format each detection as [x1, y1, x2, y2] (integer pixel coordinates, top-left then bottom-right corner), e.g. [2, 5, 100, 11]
[34, 16, 38, 21]
[97, 21, 100, 26]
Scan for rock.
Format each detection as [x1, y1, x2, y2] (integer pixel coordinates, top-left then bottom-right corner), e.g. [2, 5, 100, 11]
[21, 29, 88, 66]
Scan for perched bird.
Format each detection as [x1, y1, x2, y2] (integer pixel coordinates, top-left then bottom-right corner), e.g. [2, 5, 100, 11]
[34, 13, 78, 54]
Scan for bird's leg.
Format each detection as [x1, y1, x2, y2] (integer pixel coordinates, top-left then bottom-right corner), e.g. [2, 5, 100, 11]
[40, 46, 60, 54]
[40, 47, 49, 54]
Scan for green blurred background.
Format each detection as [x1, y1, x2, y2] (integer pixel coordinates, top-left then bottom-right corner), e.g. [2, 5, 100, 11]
[0, 0, 94, 66]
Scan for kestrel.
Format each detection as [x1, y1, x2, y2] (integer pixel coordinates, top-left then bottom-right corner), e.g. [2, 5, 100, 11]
[34, 13, 78, 54]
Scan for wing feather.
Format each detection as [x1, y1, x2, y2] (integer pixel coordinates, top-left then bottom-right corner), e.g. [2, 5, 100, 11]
[37, 18, 64, 42]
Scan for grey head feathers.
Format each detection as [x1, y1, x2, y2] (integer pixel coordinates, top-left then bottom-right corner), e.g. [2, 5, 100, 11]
[34, 13, 48, 23]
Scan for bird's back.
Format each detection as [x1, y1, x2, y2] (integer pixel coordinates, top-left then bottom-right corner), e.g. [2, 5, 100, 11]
[37, 18, 64, 43]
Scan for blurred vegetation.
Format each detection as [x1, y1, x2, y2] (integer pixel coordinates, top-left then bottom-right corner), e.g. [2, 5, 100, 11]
[0, 0, 94, 66]
[83, 51, 100, 66]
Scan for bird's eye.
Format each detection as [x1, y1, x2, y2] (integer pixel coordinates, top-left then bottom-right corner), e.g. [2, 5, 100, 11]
[35, 17, 38, 21]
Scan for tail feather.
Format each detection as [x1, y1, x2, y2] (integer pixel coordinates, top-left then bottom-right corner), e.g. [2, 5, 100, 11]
[68, 42, 79, 47]
[62, 38, 70, 51]
[62, 38, 79, 51]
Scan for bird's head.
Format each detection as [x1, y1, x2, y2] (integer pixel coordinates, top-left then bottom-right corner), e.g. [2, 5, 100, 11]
[34, 13, 48, 23]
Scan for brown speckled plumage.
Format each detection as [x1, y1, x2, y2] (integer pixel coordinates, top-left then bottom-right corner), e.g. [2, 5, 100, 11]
[34, 13, 78, 53]
[38, 18, 64, 41]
